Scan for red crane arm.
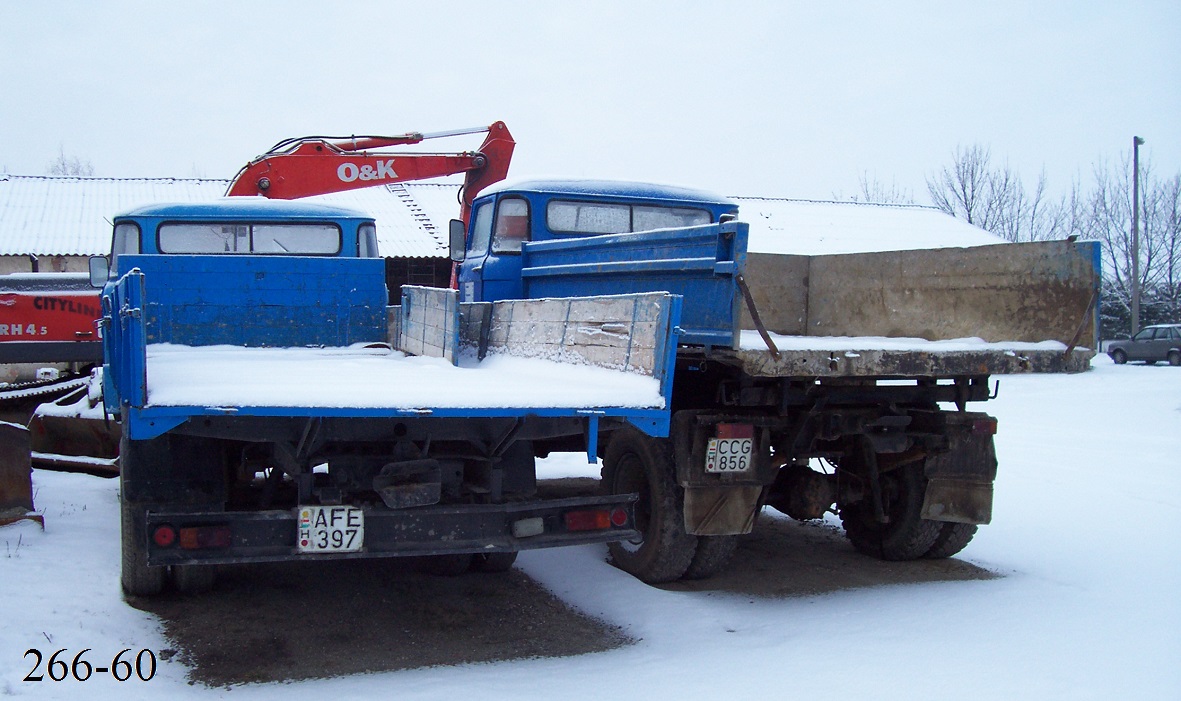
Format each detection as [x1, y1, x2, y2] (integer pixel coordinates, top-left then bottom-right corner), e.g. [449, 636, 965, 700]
[225, 121, 515, 224]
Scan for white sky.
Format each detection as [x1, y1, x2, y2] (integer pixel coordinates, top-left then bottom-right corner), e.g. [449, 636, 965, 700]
[1, 1, 1177, 203]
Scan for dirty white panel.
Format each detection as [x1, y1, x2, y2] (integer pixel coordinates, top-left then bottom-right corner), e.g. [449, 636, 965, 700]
[474, 292, 673, 376]
[398, 285, 459, 364]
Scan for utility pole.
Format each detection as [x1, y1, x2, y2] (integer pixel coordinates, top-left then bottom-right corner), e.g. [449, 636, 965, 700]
[1131, 136, 1144, 336]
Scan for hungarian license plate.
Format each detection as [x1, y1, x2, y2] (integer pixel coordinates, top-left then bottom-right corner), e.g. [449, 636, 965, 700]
[705, 437, 753, 473]
[297, 506, 364, 553]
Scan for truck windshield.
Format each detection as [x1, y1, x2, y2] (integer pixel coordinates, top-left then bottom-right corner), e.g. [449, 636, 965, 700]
[547, 200, 710, 234]
[158, 223, 342, 255]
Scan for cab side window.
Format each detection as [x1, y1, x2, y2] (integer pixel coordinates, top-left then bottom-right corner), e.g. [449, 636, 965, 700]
[492, 198, 530, 253]
[469, 201, 495, 255]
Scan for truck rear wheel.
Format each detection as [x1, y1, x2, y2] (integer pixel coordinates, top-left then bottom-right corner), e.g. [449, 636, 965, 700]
[681, 536, 739, 580]
[602, 428, 697, 583]
[120, 498, 165, 597]
[839, 462, 941, 561]
[923, 522, 978, 559]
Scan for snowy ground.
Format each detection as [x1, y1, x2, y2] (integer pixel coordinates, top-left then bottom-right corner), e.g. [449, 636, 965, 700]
[2, 355, 1178, 700]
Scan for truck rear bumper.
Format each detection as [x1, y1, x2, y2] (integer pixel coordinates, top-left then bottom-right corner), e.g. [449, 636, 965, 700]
[143, 493, 637, 567]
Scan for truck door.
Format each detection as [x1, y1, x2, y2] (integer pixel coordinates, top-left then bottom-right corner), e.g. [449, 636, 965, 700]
[458, 201, 494, 303]
[458, 197, 530, 303]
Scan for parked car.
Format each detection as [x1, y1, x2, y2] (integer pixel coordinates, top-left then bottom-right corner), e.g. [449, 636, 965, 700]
[1107, 324, 1181, 365]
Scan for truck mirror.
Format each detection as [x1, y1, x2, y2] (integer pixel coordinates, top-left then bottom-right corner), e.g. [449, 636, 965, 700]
[449, 219, 466, 262]
[88, 256, 110, 287]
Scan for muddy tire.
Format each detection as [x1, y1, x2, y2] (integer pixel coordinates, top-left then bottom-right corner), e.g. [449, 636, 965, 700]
[120, 498, 165, 597]
[923, 522, 978, 559]
[1169, 350, 1180, 367]
[470, 552, 518, 573]
[1111, 349, 1128, 365]
[839, 462, 941, 561]
[173, 564, 217, 594]
[681, 535, 739, 580]
[602, 428, 697, 583]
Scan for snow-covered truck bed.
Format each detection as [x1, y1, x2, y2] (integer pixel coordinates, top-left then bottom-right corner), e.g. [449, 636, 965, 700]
[733, 240, 1098, 376]
[96, 200, 686, 596]
[108, 258, 678, 442]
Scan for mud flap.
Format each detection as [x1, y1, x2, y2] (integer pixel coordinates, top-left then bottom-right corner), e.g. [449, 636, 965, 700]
[672, 411, 776, 536]
[920, 413, 997, 525]
[922, 478, 993, 525]
[683, 485, 762, 535]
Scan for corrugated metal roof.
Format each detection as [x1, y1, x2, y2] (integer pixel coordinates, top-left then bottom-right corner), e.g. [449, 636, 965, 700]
[303, 183, 450, 258]
[0, 175, 453, 258]
[0, 175, 227, 256]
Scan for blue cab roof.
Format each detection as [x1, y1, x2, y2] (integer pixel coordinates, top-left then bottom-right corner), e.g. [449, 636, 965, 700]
[478, 178, 736, 207]
[115, 197, 372, 221]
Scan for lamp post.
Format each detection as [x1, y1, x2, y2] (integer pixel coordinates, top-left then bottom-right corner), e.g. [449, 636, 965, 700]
[1131, 136, 1144, 336]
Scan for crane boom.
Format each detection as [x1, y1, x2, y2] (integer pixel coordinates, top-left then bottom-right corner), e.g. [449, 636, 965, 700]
[225, 121, 515, 224]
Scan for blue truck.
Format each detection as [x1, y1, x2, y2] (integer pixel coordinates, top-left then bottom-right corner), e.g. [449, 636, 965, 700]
[92, 181, 1100, 595]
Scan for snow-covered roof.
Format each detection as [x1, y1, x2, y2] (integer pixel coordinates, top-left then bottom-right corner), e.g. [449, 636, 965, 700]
[0, 174, 451, 258]
[0, 175, 226, 257]
[737, 197, 1003, 255]
[1, 175, 1004, 260]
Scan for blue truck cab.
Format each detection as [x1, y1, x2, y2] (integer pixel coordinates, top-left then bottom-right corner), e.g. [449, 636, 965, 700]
[92, 199, 380, 285]
[455, 179, 738, 304]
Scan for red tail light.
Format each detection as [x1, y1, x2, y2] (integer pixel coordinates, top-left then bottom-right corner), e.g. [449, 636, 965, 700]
[179, 525, 232, 550]
[152, 525, 177, 548]
[717, 423, 754, 439]
[565, 510, 611, 531]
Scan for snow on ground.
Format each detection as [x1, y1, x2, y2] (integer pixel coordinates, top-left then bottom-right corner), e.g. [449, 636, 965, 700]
[2, 356, 1178, 700]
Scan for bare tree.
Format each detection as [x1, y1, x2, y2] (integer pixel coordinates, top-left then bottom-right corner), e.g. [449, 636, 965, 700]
[47, 146, 95, 176]
[927, 145, 997, 229]
[926, 145, 1069, 242]
[835, 172, 916, 205]
[1085, 154, 1181, 335]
